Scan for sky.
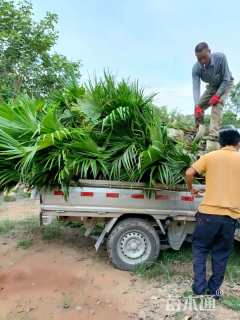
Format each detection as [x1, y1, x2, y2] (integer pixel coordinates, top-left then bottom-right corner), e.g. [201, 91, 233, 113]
[32, 0, 240, 114]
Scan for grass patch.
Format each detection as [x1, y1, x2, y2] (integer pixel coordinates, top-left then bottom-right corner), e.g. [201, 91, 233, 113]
[174, 311, 185, 320]
[135, 244, 193, 280]
[0, 216, 39, 236]
[42, 220, 63, 240]
[226, 244, 240, 283]
[0, 216, 38, 251]
[162, 246, 192, 263]
[16, 216, 39, 235]
[63, 220, 86, 235]
[0, 219, 15, 234]
[0, 217, 39, 249]
[0, 216, 85, 244]
[182, 290, 193, 298]
[221, 295, 240, 311]
[135, 243, 240, 283]
[135, 261, 172, 281]
[17, 239, 33, 249]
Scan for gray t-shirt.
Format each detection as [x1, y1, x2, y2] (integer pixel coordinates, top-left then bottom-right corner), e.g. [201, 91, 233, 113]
[192, 52, 233, 105]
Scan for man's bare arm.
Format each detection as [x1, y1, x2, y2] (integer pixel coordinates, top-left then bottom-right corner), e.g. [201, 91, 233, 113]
[185, 167, 199, 196]
[192, 67, 201, 105]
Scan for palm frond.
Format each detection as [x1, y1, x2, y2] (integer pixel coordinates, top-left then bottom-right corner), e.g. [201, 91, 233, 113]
[0, 72, 197, 195]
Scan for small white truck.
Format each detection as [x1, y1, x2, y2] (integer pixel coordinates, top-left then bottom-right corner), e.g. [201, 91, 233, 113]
[40, 179, 239, 271]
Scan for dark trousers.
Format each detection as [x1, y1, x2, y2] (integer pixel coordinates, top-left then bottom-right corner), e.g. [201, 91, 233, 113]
[192, 212, 236, 295]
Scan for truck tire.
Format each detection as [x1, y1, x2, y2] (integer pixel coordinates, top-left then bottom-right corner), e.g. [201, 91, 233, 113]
[107, 218, 160, 271]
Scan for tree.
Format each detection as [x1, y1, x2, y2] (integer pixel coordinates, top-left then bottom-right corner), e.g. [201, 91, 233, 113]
[222, 110, 240, 128]
[0, 0, 80, 100]
[153, 105, 195, 130]
[221, 82, 240, 128]
[229, 82, 240, 115]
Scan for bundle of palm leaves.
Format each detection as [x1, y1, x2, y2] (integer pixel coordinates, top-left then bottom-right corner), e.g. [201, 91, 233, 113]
[0, 73, 196, 195]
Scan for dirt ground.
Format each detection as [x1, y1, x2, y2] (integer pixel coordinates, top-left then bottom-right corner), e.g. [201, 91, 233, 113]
[0, 198, 240, 320]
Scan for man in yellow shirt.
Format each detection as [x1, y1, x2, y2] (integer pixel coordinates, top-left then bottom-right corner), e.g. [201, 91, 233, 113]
[185, 128, 240, 299]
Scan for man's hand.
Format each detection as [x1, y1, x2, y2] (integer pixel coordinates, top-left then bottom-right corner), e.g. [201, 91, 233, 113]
[194, 105, 203, 120]
[186, 167, 198, 196]
[190, 187, 199, 197]
[209, 95, 221, 106]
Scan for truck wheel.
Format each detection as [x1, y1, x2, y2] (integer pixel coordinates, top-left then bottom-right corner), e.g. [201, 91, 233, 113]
[107, 218, 160, 271]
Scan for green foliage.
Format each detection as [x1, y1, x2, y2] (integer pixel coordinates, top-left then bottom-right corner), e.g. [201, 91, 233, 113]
[135, 244, 239, 283]
[221, 296, 240, 311]
[154, 106, 195, 130]
[0, 219, 15, 234]
[226, 246, 240, 283]
[224, 82, 240, 128]
[0, 216, 39, 248]
[17, 238, 33, 249]
[0, 95, 41, 189]
[0, 0, 80, 100]
[222, 110, 240, 128]
[0, 73, 196, 194]
[229, 82, 240, 115]
[0, 216, 76, 243]
[42, 220, 63, 240]
[135, 244, 192, 280]
[136, 126, 193, 187]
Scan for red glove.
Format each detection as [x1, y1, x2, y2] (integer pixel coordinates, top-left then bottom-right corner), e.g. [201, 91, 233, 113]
[194, 105, 203, 120]
[209, 95, 221, 106]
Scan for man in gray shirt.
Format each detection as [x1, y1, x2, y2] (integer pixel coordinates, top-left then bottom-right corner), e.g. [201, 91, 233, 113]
[192, 42, 233, 151]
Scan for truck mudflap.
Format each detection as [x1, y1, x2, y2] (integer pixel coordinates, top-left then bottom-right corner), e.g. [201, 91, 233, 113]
[167, 220, 195, 250]
[167, 219, 240, 248]
[94, 218, 118, 251]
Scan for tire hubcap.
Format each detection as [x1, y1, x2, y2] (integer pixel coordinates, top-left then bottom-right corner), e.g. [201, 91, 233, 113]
[120, 232, 147, 259]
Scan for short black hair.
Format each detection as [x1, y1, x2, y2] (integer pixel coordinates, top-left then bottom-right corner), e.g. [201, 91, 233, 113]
[195, 42, 209, 53]
[219, 128, 240, 147]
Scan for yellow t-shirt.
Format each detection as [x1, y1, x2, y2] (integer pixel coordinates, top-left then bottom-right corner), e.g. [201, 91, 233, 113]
[192, 146, 240, 219]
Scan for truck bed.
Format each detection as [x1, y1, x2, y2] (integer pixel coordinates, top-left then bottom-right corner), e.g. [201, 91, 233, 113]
[41, 180, 203, 220]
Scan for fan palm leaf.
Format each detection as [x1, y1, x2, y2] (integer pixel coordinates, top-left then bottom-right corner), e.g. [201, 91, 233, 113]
[0, 72, 196, 195]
